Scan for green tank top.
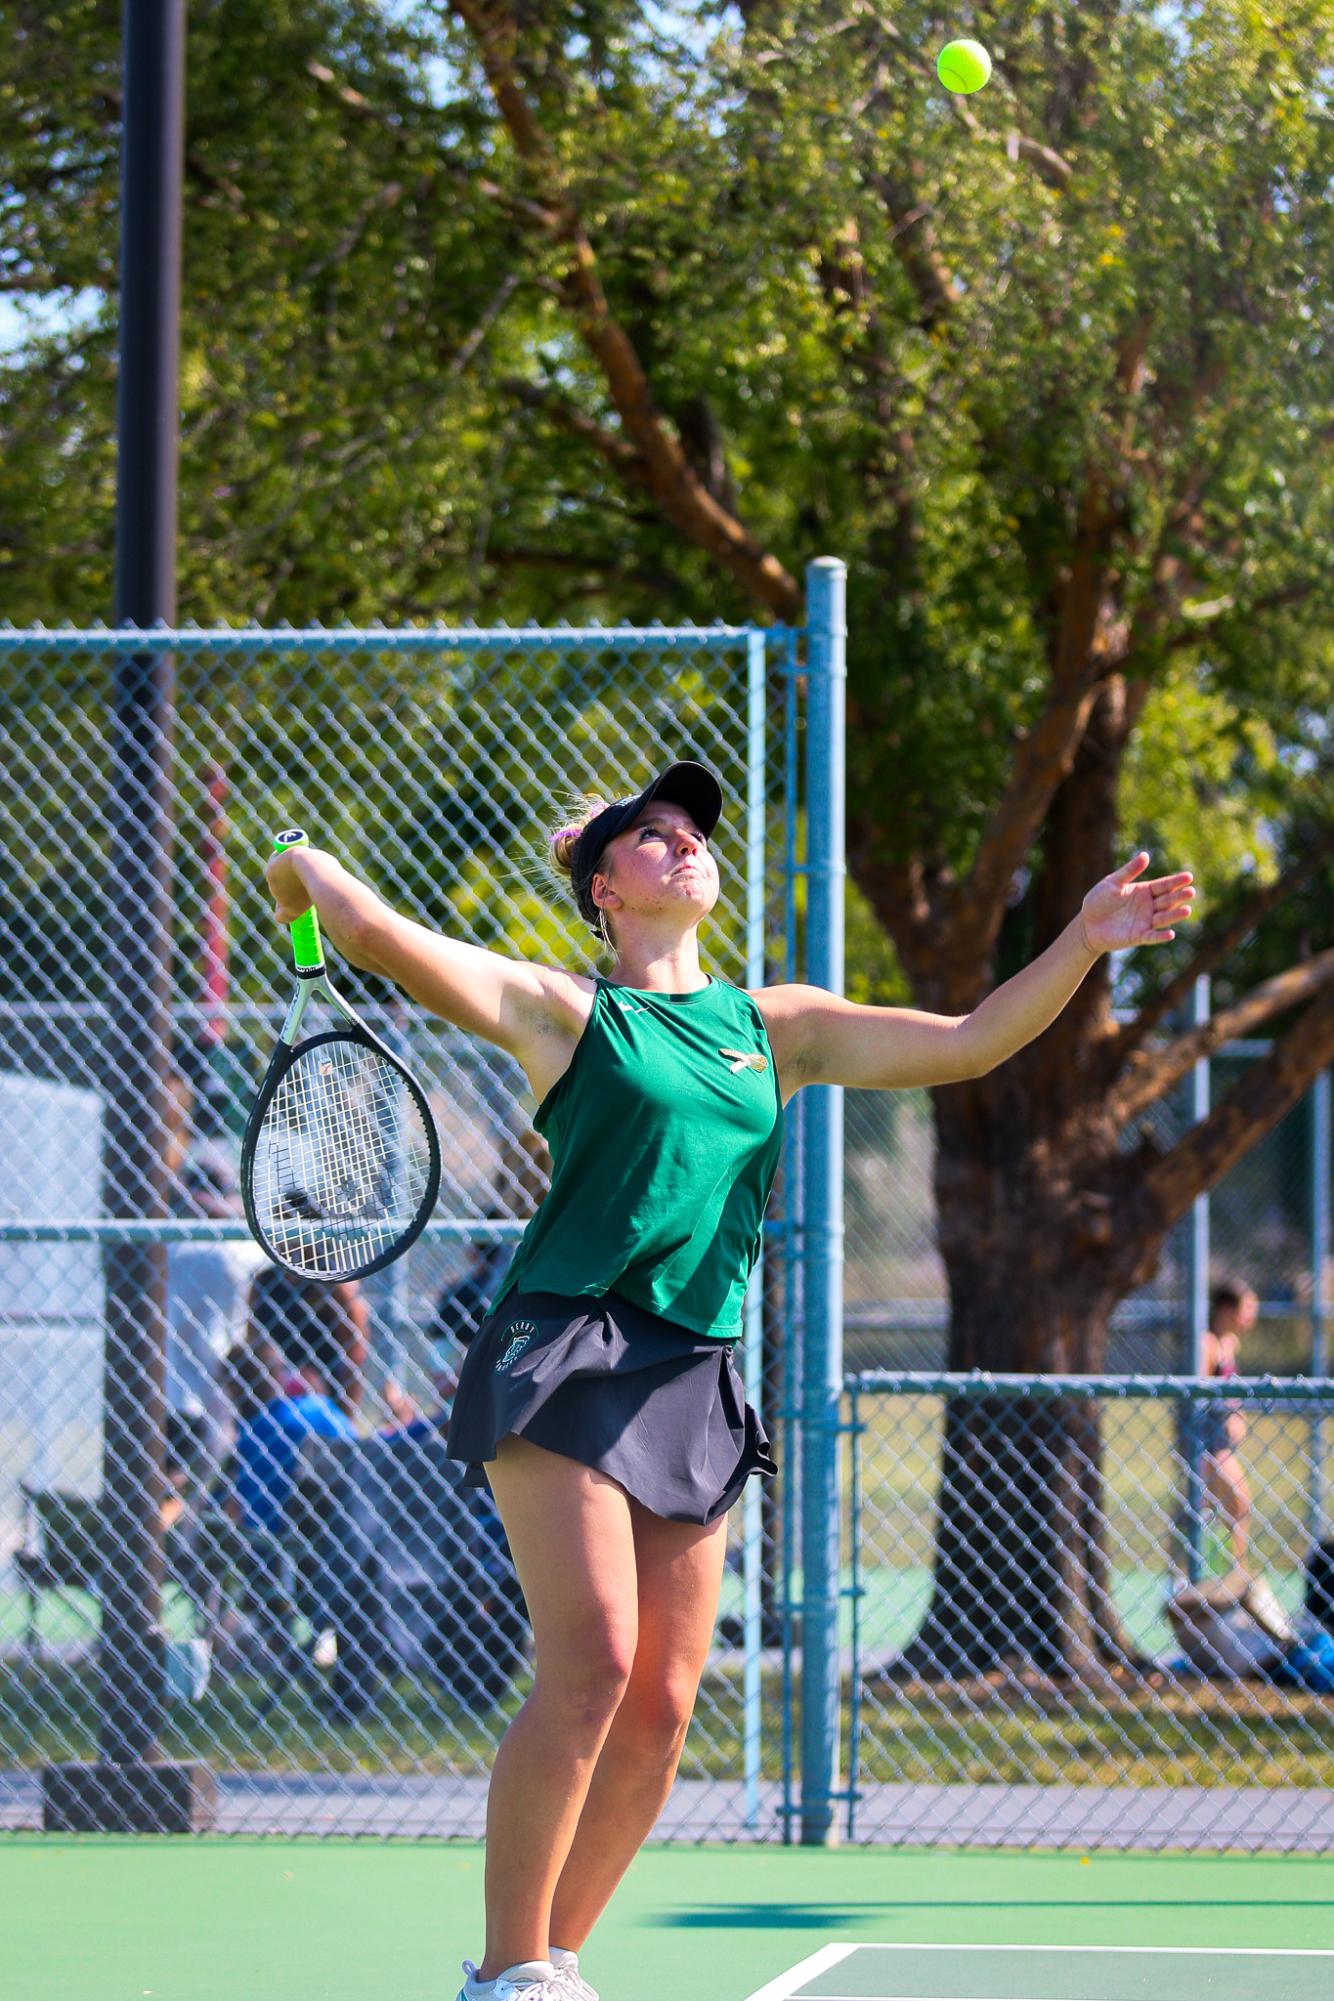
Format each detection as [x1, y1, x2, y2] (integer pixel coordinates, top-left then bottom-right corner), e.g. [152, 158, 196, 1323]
[489, 974, 784, 1338]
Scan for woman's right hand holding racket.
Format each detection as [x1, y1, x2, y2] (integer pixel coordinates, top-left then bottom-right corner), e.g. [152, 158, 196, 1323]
[266, 844, 317, 926]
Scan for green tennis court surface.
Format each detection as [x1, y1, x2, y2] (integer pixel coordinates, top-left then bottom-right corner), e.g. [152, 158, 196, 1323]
[4, 1842, 1333, 2001]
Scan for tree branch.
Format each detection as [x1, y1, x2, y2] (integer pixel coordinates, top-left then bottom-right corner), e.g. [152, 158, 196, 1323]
[867, 168, 963, 327]
[295, 179, 412, 286]
[1136, 972, 1334, 1243]
[448, 0, 801, 620]
[847, 847, 954, 995]
[91, 88, 244, 209]
[1109, 945, 1334, 1131]
[948, 321, 1155, 951]
[1105, 820, 1334, 1090]
[499, 376, 643, 477]
[1003, 127, 1075, 193]
[449, 273, 523, 377]
[1150, 579, 1328, 661]
[946, 525, 1110, 944]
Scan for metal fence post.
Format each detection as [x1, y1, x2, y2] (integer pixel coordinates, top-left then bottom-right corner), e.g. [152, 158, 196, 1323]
[1312, 1067, 1330, 1540]
[800, 558, 845, 1844]
[779, 627, 804, 1842]
[1182, 974, 1211, 1582]
[742, 626, 768, 1829]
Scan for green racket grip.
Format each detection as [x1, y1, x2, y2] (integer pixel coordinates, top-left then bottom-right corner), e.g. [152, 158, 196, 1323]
[272, 828, 326, 974]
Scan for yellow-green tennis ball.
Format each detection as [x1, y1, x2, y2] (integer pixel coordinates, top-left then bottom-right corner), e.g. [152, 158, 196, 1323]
[937, 39, 992, 94]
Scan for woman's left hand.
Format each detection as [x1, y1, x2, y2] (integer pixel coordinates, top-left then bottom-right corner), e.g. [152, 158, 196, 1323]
[1080, 852, 1195, 954]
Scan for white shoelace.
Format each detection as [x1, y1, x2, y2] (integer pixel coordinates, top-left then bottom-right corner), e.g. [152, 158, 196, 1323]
[551, 1967, 596, 2001]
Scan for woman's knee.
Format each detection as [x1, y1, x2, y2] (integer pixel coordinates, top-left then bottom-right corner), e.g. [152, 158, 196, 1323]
[616, 1670, 698, 1753]
[537, 1613, 637, 1698]
[532, 1634, 637, 1733]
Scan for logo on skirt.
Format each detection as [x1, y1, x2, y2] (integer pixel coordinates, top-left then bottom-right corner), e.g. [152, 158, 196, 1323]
[495, 1320, 538, 1373]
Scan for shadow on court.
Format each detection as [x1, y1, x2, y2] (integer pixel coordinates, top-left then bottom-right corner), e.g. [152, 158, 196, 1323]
[664, 1896, 1334, 1928]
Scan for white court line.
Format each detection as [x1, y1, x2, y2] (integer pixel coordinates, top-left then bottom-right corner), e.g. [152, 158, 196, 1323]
[849, 1946, 1334, 1958]
[742, 1942, 859, 2001]
[741, 1942, 1334, 2001]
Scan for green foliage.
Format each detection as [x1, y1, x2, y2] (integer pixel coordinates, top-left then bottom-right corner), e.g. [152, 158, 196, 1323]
[3, 0, 1333, 984]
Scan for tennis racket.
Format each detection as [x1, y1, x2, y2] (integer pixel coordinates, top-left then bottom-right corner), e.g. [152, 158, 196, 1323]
[240, 830, 441, 1281]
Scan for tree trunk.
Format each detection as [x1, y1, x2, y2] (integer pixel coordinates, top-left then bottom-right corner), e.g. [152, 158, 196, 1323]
[900, 1383, 1130, 1678]
[895, 980, 1147, 1678]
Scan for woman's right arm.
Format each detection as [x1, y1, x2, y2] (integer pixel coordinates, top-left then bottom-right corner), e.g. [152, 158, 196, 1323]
[266, 845, 573, 1058]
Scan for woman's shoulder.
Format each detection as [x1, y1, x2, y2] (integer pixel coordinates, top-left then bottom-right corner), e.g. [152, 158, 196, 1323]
[742, 981, 812, 1024]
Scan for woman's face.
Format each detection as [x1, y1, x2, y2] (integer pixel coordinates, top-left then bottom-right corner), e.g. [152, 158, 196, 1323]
[596, 804, 719, 925]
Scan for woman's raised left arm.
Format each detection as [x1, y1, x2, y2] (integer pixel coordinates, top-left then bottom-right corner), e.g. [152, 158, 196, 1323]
[779, 852, 1195, 1091]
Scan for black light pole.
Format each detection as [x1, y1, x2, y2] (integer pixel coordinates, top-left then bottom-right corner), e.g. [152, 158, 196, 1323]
[44, 0, 214, 1833]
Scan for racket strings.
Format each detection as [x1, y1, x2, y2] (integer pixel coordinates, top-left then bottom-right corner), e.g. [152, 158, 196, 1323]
[252, 1037, 434, 1278]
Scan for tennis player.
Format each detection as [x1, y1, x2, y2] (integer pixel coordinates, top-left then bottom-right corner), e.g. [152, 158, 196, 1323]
[264, 761, 1194, 2001]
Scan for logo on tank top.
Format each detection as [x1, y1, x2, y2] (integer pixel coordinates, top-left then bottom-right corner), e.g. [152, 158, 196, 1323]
[719, 1047, 768, 1074]
[495, 1319, 538, 1373]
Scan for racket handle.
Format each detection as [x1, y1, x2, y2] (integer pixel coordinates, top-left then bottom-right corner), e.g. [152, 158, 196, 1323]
[272, 828, 326, 974]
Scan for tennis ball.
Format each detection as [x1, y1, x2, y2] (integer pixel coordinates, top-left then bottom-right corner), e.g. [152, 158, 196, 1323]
[937, 39, 992, 94]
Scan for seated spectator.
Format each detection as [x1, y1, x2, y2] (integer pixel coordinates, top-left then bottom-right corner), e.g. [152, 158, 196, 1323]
[377, 1377, 428, 1431]
[220, 1332, 288, 1433]
[228, 1358, 360, 1688]
[360, 1367, 529, 1709]
[427, 1238, 512, 1363]
[423, 1128, 550, 1356]
[165, 1142, 265, 1504]
[232, 1359, 360, 1541]
[247, 1262, 369, 1418]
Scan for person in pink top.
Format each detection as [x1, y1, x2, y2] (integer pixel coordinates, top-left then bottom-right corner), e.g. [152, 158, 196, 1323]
[1200, 1278, 1258, 1574]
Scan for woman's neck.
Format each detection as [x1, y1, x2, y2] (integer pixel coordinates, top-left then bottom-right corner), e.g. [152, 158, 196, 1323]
[607, 944, 708, 992]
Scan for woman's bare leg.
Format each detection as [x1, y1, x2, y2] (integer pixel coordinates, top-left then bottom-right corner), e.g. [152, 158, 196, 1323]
[1206, 1449, 1252, 1570]
[548, 1501, 730, 1953]
[475, 1435, 639, 1982]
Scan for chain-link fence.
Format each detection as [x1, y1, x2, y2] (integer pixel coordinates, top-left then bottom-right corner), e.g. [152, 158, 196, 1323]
[3, 615, 1332, 1850]
[843, 1055, 1332, 1380]
[0, 617, 803, 1836]
[843, 1373, 1334, 1851]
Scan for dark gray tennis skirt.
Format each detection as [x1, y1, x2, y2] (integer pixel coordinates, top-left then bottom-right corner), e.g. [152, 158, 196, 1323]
[444, 1288, 778, 1526]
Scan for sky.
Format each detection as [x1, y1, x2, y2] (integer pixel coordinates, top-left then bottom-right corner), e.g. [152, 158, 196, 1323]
[0, 287, 99, 358]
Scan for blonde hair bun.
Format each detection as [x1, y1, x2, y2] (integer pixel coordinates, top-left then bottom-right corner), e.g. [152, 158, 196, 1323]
[549, 794, 613, 879]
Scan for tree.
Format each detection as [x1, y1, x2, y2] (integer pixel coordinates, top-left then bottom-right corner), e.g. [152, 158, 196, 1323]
[437, 0, 1334, 1674]
[6, 0, 1334, 1672]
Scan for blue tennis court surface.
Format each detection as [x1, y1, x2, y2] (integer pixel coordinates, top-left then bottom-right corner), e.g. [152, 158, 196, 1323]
[743, 1945, 1334, 2001]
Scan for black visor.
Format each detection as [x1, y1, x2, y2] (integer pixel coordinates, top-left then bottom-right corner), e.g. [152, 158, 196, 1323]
[572, 761, 723, 934]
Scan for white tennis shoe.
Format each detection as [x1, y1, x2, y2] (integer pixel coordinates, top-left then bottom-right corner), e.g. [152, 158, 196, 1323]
[456, 1958, 565, 2000]
[549, 1947, 599, 2000]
